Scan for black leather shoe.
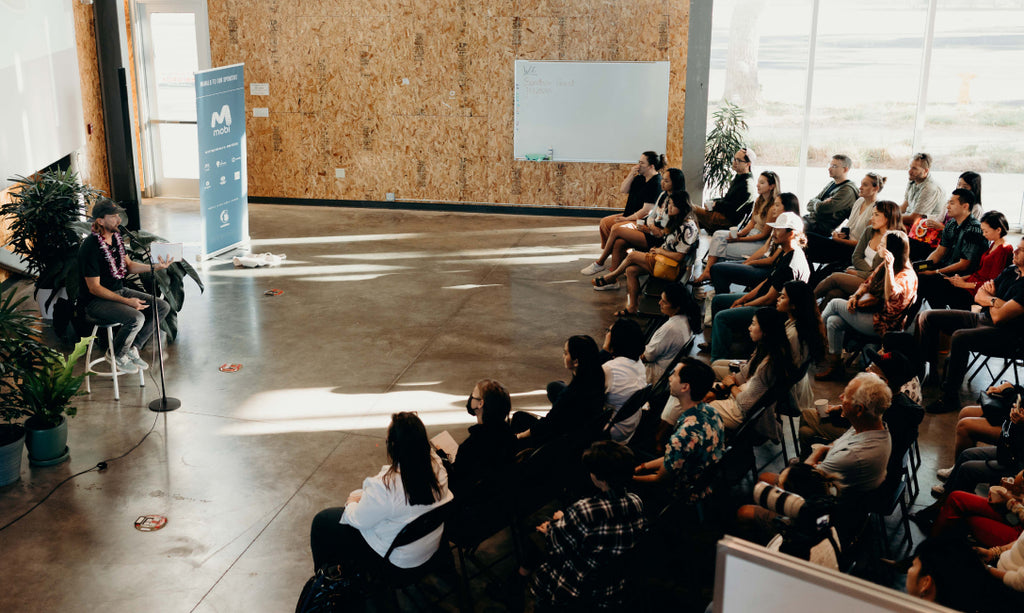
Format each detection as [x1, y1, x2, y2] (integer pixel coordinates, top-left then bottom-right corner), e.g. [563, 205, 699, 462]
[925, 398, 958, 414]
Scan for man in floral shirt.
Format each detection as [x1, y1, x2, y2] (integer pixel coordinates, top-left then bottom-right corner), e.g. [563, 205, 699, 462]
[634, 358, 725, 501]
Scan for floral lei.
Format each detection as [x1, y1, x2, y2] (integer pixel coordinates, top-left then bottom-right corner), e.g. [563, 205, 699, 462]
[93, 231, 127, 279]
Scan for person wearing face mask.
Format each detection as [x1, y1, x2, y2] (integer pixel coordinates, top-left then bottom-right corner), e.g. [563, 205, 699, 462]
[441, 379, 516, 497]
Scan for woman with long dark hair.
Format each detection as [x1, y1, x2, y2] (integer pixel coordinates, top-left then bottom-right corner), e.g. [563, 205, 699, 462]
[711, 307, 794, 440]
[512, 335, 606, 447]
[927, 210, 1011, 310]
[817, 231, 918, 380]
[778, 280, 827, 415]
[310, 412, 453, 571]
[593, 151, 667, 254]
[642, 284, 699, 382]
[582, 167, 686, 275]
[592, 191, 699, 315]
[814, 199, 902, 303]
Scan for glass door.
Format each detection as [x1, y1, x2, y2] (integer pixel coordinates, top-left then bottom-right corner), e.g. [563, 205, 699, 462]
[135, 1, 211, 197]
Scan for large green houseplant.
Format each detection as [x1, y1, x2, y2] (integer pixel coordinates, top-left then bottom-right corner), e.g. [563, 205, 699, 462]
[1, 168, 102, 310]
[704, 102, 749, 198]
[0, 286, 53, 484]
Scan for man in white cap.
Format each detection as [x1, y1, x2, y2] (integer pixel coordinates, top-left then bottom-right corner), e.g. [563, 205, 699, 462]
[78, 198, 173, 374]
[706, 211, 810, 360]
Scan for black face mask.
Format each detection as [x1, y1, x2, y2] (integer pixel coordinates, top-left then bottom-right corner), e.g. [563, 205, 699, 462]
[466, 395, 475, 416]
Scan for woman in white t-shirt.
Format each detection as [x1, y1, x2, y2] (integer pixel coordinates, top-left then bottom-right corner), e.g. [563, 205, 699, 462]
[310, 412, 453, 571]
[642, 283, 698, 383]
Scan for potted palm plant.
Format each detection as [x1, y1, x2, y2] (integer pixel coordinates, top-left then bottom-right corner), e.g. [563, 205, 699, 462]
[18, 336, 91, 466]
[0, 286, 52, 485]
[704, 101, 749, 198]
[0, 168, 101, 319]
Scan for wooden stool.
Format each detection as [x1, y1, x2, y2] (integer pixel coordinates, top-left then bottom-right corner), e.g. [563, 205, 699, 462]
[84, 322, 145, 401]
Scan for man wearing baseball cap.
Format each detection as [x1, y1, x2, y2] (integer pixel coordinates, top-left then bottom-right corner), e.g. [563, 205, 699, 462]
[706, 210, 810, 360]
[78, 198, 173, 374]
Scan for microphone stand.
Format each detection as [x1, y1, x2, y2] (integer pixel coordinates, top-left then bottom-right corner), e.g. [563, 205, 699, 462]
[119, 225, 180, 412]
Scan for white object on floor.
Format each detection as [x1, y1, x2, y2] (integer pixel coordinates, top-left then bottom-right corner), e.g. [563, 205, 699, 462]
[580, 261, 606, 275]
[233, 252, 287, 268]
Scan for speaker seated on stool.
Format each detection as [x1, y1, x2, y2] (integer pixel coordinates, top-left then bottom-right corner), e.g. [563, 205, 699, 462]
[84, 322, 145, 401]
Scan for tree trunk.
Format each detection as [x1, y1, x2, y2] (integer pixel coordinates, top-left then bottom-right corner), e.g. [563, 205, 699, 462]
[723, 0, 767, 109]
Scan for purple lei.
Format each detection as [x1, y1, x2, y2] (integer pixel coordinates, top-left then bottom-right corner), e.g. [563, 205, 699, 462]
[93, 231, 127, 279]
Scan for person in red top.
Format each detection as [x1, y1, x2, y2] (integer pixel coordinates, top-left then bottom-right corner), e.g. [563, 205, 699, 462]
[928, 211, 1012, 310]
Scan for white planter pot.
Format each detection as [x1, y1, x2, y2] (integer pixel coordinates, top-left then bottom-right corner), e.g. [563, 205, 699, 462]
[35, 287, 68, 321]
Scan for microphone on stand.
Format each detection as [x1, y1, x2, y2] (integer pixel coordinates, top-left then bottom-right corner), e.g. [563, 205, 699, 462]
[119, 224, 180, 413]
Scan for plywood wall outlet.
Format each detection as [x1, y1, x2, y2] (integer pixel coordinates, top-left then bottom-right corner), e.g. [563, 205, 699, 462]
[335, 168, 345, 179]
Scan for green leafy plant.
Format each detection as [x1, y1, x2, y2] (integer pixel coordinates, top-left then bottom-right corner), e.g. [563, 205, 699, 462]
[18, 335, 92, 429]
[70, 221, 204, 340]
[704, 102, 749, 198]
[0, 287, 50, 425]
[1, 169, 102, 308]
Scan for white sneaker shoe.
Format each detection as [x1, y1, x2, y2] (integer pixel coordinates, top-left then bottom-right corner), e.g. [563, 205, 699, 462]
[593, 280, 620, 291]
[113, 353, 139, 374]
[580, 261, 606, 275]
[935, 467, 953, 481]
[128, 346, 149, 370]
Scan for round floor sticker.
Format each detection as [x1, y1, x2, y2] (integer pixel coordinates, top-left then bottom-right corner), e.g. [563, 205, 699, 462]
[135, 515, 167, 532]
[219, 363, 242, 373]
[264, 289, 283, 296]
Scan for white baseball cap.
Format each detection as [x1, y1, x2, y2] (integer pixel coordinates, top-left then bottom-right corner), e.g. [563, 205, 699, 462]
[766, 211, 803, 231]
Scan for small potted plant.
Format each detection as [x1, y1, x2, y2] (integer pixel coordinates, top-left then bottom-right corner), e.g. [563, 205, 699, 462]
[18, 335, 92, 466]
[0, 286, 52, 485]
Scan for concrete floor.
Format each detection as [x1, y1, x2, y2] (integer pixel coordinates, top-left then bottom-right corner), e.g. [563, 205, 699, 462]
[0, 200, 987, 611]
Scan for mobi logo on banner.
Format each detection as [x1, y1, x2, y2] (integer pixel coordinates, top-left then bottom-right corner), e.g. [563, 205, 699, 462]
[211, 105, 232, 135]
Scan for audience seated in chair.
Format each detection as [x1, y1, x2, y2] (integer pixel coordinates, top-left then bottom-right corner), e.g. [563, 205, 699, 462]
[813, 199, 901, 304]
[777, 280, 827, 414]
[513, 335, 606, 449]
[917, 238, 1024, 414]
[915, 188, 987, 306]
[708, 210, 809, 360]
[598, 319, 648, 443]
[594, 151, 665, 255]
[309, 412, 453, 573]
[582, 168, 684, 276]
[929, 471, 1024, 549]
[709, 308, 794, 442]
[904, 534, 1006, 612]
[692, 147, 756, 235]
[693, 170, 780, 285]
[735, 461, 841, 552]
[899, 152, 945, 240]
[442, 379, 516, 498]
[802, 153, 859, 244]
[592, 192, 699, 314]
[806, 171, 888, 274]
[641, 284, 698, 383]
[934, 381, 1017, 479]
[522, 441, 647, 612]
[635, 358, 725, 503]
[817, 231, 917, 381]
[924, 210, 1011, 311]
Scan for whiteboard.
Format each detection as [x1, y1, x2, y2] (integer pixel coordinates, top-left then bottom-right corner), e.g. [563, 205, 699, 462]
[513, 60, 670, 163]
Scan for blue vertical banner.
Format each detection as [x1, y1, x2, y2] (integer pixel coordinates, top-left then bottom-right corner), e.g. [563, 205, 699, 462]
[195, 63, 247, 258]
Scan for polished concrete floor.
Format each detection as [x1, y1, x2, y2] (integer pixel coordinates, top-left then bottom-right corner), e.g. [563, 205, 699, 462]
[0, 200, 986, 612]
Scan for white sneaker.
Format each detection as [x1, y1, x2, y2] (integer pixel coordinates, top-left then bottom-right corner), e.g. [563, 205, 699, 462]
[593, 280, 620, 291]
[113, 353, 139, 374]
[128, 346, 149, 370]
[580, 261, 606, 275]
[936, 467, 953, 481]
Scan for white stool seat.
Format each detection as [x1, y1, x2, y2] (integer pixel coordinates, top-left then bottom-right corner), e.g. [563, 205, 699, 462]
[84, 322, 145, 401]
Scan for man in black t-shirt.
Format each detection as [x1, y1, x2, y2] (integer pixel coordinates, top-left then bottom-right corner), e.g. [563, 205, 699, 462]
[78, 198, 173, 374]
[692, 148, 756, 234]
[918, 239, 1024, 414]
[591, 152, 665, 264]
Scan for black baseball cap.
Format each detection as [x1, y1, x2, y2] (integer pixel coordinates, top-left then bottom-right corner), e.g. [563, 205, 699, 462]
[90, 197, 125, 220]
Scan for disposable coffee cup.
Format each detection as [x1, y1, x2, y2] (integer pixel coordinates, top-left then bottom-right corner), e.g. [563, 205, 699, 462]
[815, 399, 829, 417]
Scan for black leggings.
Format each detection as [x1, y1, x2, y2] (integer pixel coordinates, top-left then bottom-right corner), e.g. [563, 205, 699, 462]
[309, 507, 383, 571]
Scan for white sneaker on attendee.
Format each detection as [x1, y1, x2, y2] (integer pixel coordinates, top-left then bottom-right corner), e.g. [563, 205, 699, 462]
[935, 467, 953, 481]
[593, 281, 619, 291]
[112, 353, 139, 374]
[128, 346, 149, 370]
[580, 262, 606, 275]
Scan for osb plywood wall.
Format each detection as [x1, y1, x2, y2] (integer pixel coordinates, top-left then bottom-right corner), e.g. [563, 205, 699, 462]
[207, 0, 689, 208]
[73, 1, 110, 197]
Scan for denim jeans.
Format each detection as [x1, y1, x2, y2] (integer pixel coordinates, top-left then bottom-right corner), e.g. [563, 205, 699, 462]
[710, 293, 757, 361]
[84, 288, 170, 358]
[821, 297, 878, 355]
[710, 262, 770, 295]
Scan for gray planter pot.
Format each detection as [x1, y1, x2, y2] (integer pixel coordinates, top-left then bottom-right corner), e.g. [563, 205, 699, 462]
[25, 416, 70, 466]
[0, 425, 25, 486]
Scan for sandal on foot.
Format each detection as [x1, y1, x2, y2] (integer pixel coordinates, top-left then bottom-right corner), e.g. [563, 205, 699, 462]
[593, 276, 613, 287]
[614, 309, 637, 317]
